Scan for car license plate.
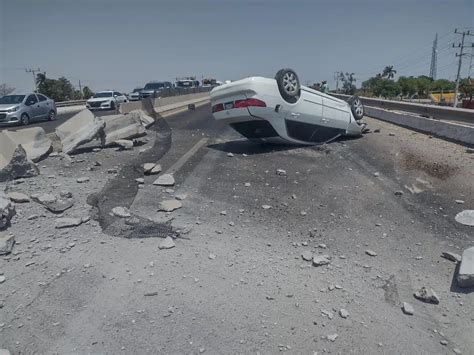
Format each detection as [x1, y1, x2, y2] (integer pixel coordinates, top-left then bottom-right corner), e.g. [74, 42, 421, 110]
[224, 102, 233, 110]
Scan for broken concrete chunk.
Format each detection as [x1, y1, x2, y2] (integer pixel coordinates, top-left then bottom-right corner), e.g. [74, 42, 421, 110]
[158, 200, 182, 212]
[327, 334, 338, 342]
[0, 144, 39, 182]
[112, 206, 131, 218]
[0, 192, 16, 230]
[44, 199, 74, 213]
[33, 193, 57, 205]
[55, 110, 105, 154]
[1, 127, 52, 162]
[365, 250, 377, 257]
[441, 251, 462, 263]
[0, 234, 15, 255]
[77, 177, 90, 183]
[7, 192, 30, 203]
[457, 246, 474, 288]
[55, 217, 83, 229]
[114, 139, 133, 150]
[175, 194, 187, 201]
[402, 302, 414, 315]
[413, 287, 440, 304]
[153, 174, 175, 186]
[135, 178, 144, 184]
[455, 210, 474, 226]
[128, 109, 155, 128]
[301, 251, 313, 261]
[261, 205, 272, 210]
[143, 163, 156, 174]
[101, 113, 146, 146]
[313, 255, 331, 267]
[159, 236, 176, 249]
[339, 309, 350, 318]
[276, 169, 287, 176]
[60, 191, 73, 199]
[150, 164, 162, 175]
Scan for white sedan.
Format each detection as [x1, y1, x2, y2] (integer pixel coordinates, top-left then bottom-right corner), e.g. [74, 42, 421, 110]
[86, 91, 128, 111]
[210, 69, 365, 145]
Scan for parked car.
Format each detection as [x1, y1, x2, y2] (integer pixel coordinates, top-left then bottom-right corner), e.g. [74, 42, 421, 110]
[86, 91, 128, 111]
[140, 81, 172, 99]
[0, 93, 57, 126]
[210, 69, 365, 145]
[176, 79, 199, 88]
[128, 88, 143, 101]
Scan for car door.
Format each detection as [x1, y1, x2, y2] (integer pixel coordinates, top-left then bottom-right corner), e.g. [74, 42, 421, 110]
[36, 94, 50, 118]
[25, 94, 41, 120]
[321, 94, 351, 130]
[114, 91, 124, 103]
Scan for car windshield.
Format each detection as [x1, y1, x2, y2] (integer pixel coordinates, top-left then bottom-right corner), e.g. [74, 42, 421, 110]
[93, 92, 113, 98]
[144, 83, 166, 90]
[133, 88, 142, 93]
[0, 95, 25, 104]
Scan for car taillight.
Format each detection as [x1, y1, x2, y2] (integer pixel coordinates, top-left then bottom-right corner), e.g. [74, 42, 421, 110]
[234, 98, 266, 108]
[212, 103, 224, 113]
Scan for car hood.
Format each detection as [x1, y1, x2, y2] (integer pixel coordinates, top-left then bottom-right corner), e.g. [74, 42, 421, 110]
[0, 104, 20, 111]
[87, 97, 112, 103]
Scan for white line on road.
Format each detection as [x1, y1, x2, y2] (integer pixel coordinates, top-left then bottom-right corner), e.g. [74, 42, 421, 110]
[165, 138, 209, 175]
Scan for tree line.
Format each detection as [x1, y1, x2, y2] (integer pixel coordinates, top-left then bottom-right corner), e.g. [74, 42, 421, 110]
[35, 73, 94, 101]
[337, 66, 473, 101]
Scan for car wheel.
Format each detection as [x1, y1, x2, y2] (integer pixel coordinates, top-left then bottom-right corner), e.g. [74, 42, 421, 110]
[48, 110, 56, 121]
[20, 113, 30, 126]
[275, 68, 300, 103]
[110, 101, 115, 111]
[348, 96, 364, 120]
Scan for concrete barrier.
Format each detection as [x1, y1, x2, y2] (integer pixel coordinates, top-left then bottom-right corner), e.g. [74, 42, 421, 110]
[101, 114, 146, 146]
[120, 93, 210, 114]
[331, 93, 474, 124]
[365, 106, 474, 146]
[55, 110, 105, 154]
[0, 127, 52, 162]
[0, 135, 39, 182]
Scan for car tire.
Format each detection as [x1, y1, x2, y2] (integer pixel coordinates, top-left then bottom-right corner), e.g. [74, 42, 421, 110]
[20, 113, 30, 126]
[48, 110, 56, 121]
[348, 96, 364, 120]
[110, 101, 115, 111]
[275, 68, 300, 103]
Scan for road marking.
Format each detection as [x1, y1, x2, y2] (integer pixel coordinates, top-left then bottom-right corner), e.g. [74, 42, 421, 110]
[165, 138, 209, 175]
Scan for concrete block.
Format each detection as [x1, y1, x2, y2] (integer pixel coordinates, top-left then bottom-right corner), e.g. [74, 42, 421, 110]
[365, 106, 474, 146]
[102, 113, 146, 146]
[0, 144, 39, 182]
[128, 109, 155, 128]
[55, 110, 105, 154]
[1, 127, 52, 162]
[457, 246, 474, 288]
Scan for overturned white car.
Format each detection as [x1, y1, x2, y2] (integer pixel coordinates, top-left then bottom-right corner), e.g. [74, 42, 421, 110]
[210, 69, 365, 145]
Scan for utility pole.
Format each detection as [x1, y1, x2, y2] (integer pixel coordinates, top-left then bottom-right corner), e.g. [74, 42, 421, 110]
[25, 68, 41, 91]
[429, 33, 438, 80]
[453, 29, 474, 107]
[78, 80, 83, 98]
[334, 72, 341, 93]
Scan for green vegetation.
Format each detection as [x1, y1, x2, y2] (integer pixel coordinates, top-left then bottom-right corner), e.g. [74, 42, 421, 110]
[35, 73, 93, 101]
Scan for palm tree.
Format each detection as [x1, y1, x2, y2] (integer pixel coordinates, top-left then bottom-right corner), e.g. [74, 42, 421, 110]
[382, 66, 397, 79]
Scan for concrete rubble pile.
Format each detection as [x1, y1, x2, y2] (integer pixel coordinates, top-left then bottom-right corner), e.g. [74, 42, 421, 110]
[0, 191, 16, 230]
[0, 131, 40, 182]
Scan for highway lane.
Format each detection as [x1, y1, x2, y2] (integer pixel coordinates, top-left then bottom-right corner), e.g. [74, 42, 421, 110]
[2, 104, 472, 353]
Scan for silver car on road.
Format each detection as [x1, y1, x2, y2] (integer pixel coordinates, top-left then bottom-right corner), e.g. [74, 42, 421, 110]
[0, 93, 57, 126]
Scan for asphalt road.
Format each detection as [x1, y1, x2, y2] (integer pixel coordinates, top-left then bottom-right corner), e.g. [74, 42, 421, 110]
[1, 104, 473, 354]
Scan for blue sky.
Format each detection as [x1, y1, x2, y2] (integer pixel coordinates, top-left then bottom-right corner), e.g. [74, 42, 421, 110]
[1, 0, 473, 93]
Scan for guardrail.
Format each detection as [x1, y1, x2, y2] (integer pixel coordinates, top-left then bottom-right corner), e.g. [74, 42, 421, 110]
[331, 94, 474, 124]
